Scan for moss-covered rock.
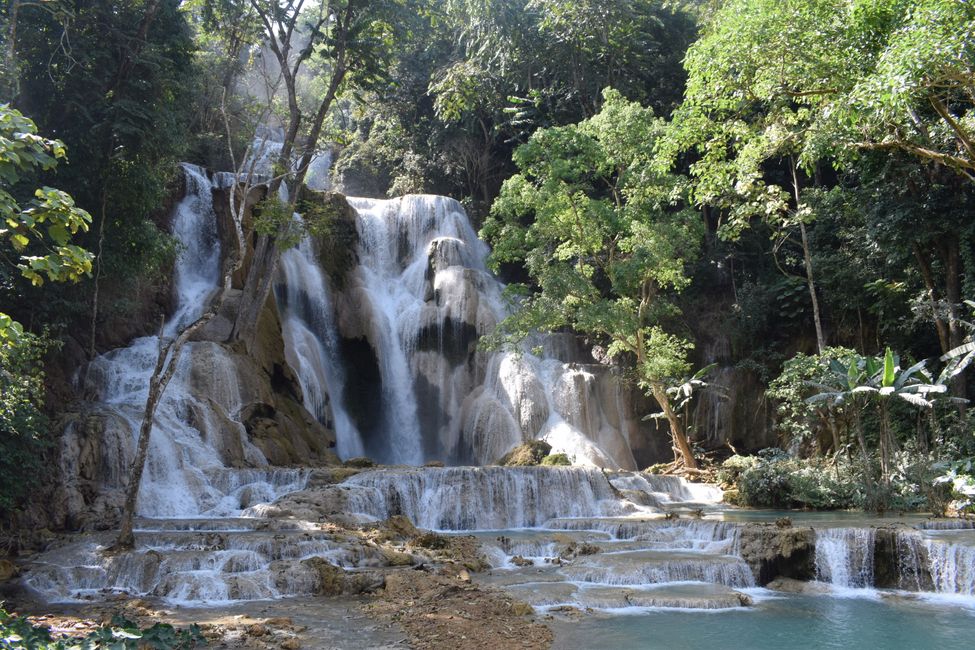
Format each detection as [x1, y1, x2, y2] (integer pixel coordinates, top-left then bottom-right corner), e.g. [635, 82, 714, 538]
[497, 440, 552, 466]
[738, 523, 815, 585]
[301, 190, 358, 289]
[540, 453, 571, 466]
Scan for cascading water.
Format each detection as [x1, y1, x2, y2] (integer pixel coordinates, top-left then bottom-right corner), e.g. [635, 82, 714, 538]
[73, 164, 307, 519]
[321, 194, 643, 467]
[815, 528, 876, 589]
[277, 238, 364, 459]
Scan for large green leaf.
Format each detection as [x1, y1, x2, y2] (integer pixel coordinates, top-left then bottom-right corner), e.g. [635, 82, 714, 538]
[882, 347, 895, 388]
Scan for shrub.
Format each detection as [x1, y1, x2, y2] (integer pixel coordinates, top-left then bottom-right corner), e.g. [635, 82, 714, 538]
[0, 333, 55, 517]
[734, 449, 859, 509]
[540, 453, 571, 466]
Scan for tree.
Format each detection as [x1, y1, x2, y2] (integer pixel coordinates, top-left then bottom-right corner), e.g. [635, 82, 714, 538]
[666, 0, 975, 356]
[0, 105, 92, 340]
[229, 0, 418, 351]
[14, 0, 198, 355]
[0, 105, 90, 517]
[482, 88, 704, 468]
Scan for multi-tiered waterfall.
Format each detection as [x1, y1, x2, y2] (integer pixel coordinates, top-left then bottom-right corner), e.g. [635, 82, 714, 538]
[26, 160, 975, 624]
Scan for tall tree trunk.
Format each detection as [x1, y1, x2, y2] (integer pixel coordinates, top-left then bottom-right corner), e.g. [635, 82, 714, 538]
[943, 239, 967, 403]
[913, 244, 950, 354]
[853, 411, 876, 508]
[650, 383, 698, 470]
[3, 0, 20, 97]
[791, 160, 826, 352]
[88, 192, 108, 357]
[799, 220, 826, 353]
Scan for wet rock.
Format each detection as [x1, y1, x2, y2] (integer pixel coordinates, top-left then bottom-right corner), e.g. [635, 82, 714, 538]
[247, 623, 269, 637]
[509, 601, 534, 616]
[511, 555, 534, 567]
[497, 440, 552, 467]
[380, 548, 415, 567]
[299, 557, 385, 596]
[380, 515, 419, 541]
[766, 577, 832, 594]
[412, 531, 449, 550]
[0, 559, 17, 582]
[873, 526, 934, 591]
[280, 638, 301, 650]
[344, 457, 375, 469]
[738, 523, 815, 585]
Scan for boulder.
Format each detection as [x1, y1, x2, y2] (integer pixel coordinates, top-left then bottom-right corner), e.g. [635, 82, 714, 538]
[497, 440, 553, 467]
[738, 523, 816, 585]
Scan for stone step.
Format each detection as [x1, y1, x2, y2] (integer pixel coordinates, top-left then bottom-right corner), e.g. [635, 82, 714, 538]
[500, 580, 752, 610]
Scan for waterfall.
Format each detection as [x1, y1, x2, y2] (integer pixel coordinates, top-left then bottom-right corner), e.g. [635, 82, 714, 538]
[338, 466, 636, 530]
[815, 528, 876, 588]
[276, 223, 365, 459]
[924, 537, 975, 595]
[323, 194, 643, 467]
[76, 164, 307, 518]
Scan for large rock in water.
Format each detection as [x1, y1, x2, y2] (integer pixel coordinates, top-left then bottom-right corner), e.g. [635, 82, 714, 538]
[738, 523, 816, 585]
[497, 440, 552, 466]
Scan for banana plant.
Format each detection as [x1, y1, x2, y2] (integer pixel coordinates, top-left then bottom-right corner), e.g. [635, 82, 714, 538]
[938, 300, 975, 386]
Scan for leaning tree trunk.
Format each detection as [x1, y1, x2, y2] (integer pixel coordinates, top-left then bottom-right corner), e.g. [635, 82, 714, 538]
[113, 311, 217, 550]
[114, 170, 248, 551]
[650, 383, 698, 470]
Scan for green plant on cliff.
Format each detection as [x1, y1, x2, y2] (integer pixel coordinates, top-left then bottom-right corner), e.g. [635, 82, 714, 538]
[482, 88, 704, 468]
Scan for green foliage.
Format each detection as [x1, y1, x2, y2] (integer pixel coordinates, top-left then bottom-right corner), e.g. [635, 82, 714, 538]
[768, 346, 859, 446]
[540, 453, 571, 466]
[0, 608, 206, 649]
[735, 449, 860, 510]
[0, 105, 93, 339]
[0, 333, 54, 515]
[484, 89, 702, 387]
[14, 0, 197, 325]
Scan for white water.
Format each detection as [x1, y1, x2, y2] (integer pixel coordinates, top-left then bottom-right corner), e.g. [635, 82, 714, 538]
[274, 151, 366, 460]
[327, 194, 641, 467]
[815, 528, 876, 589]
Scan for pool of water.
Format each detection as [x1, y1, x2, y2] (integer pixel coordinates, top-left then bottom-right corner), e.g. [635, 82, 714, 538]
[552, 591, 975, 650]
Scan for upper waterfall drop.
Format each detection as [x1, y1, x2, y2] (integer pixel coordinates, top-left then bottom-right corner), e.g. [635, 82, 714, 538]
[311, 192, 642, 468]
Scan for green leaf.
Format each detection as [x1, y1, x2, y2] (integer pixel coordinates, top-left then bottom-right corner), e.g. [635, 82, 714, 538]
[882, 347, 895, 388]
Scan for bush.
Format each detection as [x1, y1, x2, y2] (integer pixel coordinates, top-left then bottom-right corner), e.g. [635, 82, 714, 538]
[734, 449, 859, 509]
[540, 453, 571, 466]
[497, 440, 552, 466]
[717, 454, 758, 486]
[0, 333, 55, 517]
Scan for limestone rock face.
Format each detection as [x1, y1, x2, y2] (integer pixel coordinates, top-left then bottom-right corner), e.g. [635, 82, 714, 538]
[738, 523, 816, 585]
